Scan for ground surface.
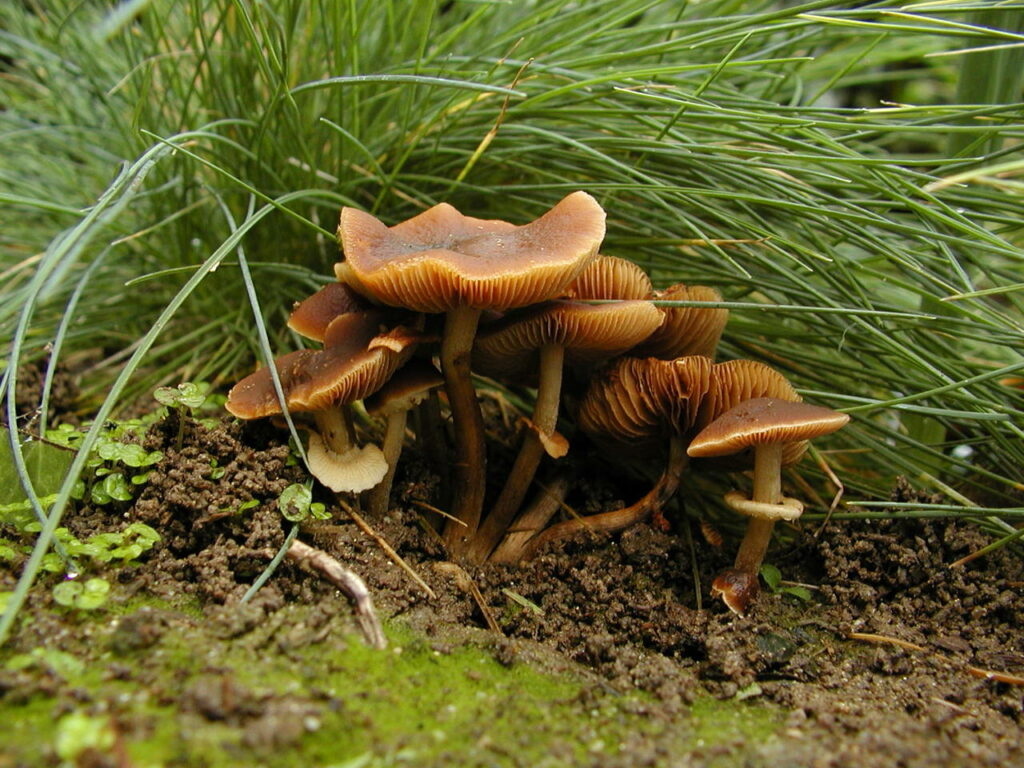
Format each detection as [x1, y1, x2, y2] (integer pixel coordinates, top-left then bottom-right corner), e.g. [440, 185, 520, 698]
[1, 409, 1022, 767]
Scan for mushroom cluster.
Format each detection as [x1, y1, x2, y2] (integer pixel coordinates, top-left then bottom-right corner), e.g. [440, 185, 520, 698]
[226, 192, 848, 613]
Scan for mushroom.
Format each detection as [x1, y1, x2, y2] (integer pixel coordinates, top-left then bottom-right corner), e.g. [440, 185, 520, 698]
[561, 254, 653, 301]
[697, 359, 807, 469]
[336, 191, 606, 554]
[687, 397, 849, 614]
[364, 360, 445, 517]
[226, 311, 422, 493]
[631, 284, 729, 360]
[498, 355, 712, 563]
[287, 282, 371, 343]
[467, 297, 664, 563]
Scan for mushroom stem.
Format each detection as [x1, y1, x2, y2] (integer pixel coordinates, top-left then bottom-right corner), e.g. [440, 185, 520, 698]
[440, 305, 486, 554]
[418, 390, 449, 520]
[367, 409, 409, 517]
[712, 442, 785, 613]
[489, 473, 571, 564]
[518, 435, 687, 561]
[313, 408, 353, 454]
[467, 343, 565, 564]
[734, 442, 783, 573]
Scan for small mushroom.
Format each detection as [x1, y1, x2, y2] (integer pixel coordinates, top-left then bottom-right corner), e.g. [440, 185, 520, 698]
[632, 284, 729, 360]
[364, 361, 445, 517]
[226, 311, 422, 494]
[561, 255, 653, 301]
[687, 397, 849, 614]
[287, 282, 371, 343]
[500, 355, 712, 563]
[337, 191, 606, 555]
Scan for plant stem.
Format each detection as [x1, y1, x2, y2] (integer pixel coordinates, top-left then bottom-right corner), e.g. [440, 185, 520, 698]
[440, 305, 485, 555]
[174, 406, 186, 451]
[468, 343, 565, 563]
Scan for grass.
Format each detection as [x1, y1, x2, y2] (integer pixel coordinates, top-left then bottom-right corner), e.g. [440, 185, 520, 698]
[2, 0, 1023, 644]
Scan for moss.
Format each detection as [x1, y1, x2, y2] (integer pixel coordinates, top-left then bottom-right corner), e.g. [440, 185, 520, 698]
[0, 603, 785, 767]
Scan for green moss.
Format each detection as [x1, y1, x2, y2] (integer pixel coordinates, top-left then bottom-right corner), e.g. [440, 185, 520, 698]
[0, 605, 785, 767]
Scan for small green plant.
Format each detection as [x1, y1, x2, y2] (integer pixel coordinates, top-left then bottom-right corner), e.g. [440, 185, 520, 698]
[207, 457, 226, 480]
[5, 647, 85, 680]
[41, 423, 163, 513]
[52, 578, 111, 611]
[154, 381, 211, 449]
[759, 564, 813, 603]
[55, 523, 161, 564]
[216, 498, 260, 517]
[278, 482, 329, 523]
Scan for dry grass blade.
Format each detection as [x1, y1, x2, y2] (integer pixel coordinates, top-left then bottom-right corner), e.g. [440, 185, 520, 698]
[849, 631, 1024, 686]
[339, 499, 437, 600]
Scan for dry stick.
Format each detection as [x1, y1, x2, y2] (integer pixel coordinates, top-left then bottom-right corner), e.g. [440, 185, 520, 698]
[469, 343, 565, 564]
[434, 562, 503, 635]
[848, 631, 1024, 686]
[848, 631, 926, 652]
[519, 436, 687, 561]
[339, 499, 437, 600]
[285, 539, 386, 649]
[810, 445, 846, 539]
[489, 473, 571, 564]
[440, 305, 486, 555]
[411, 498, 466, 527]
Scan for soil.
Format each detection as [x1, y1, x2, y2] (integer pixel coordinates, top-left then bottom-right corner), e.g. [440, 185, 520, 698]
[1, 410, 1022, 767]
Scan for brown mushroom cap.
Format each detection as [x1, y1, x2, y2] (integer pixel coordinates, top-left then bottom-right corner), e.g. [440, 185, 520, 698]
[225, 312, 421, 419]
[287, 282, 370, 342]
[687, 397, 849, 458]
[472, 300, 664, 381]
[631, 284, 728, 360]
[562, 255, 653, 301]
[364, 360, 444, 418]
[695, 360, 806, 466]
[577, 356, 713, 449]
[699, 359, 802, 425]
[336, 191, 606, 313]
[225, 349, 319, 420]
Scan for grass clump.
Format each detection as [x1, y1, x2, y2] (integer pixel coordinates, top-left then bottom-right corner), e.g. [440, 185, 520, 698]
[1, 1, 1023, 642]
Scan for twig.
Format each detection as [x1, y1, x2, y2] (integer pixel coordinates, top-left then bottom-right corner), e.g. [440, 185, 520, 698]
[411, 499, 466, 527]
[848, 631, 1024, 687]
[339, 499, 437, 600]
[965, 666, 1024, 686]
[848, 631, 926, 652]
[810, 444, 845, 539]
[285, 539, 386, 649]
[434, 562, 503, 635]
